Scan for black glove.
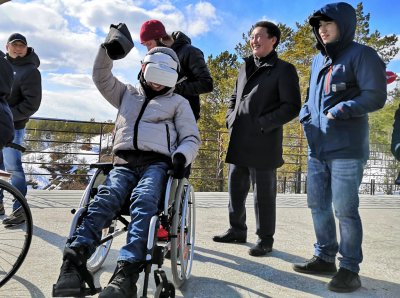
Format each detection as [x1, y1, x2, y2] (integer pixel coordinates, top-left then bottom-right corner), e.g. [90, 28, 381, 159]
[172, 153, 186, 179]
[102, 23, 134, 60]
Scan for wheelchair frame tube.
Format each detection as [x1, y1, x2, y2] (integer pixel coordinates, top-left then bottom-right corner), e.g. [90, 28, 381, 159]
[146, 216, 159, 260]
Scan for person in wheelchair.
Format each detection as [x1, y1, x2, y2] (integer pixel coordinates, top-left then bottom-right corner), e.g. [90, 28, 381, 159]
[53, 24, 200, 298]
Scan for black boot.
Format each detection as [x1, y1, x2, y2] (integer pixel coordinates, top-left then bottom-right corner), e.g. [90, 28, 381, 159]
[53, 246, 98, 297]
[99, 261, 142, 298]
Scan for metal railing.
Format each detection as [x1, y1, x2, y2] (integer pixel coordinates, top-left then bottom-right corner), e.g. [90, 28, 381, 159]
[16, 117, 400, 194]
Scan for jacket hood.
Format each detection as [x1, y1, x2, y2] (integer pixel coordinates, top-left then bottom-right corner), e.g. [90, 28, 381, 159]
[171, 31, 191, 48]
[310, 2, 356, 57]
[6, 47, 40, 68]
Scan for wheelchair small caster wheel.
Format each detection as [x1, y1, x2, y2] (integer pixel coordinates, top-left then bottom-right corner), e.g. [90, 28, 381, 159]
[154, 282, 175, 298]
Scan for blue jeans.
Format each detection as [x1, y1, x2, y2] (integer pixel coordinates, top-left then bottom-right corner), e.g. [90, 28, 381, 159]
[70, 162, 169, 263]
[0, 128, 27, 210]
[307, 157, 366, 273]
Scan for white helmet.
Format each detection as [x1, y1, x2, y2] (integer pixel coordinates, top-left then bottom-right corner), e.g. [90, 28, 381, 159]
[143, 47, 179, 88]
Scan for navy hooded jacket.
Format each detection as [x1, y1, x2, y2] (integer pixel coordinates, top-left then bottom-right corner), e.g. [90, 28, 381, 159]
[299, 2, 387, 160]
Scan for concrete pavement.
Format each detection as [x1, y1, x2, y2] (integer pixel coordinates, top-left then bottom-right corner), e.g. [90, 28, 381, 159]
[0, 191, 399, 297]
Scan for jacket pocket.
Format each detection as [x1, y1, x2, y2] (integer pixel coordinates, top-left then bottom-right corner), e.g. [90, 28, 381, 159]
[322, 116, 350, 152]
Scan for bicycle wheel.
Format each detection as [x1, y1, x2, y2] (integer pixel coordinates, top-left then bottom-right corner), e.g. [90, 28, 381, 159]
[170, 179, 196, 288]
[0, 179, 33, 287]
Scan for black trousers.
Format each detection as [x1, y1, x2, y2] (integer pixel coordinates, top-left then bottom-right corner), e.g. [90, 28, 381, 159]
[228, 164, 277, 246]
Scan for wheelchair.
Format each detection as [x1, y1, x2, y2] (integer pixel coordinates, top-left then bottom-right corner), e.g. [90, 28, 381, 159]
[61, 162, 195, 297]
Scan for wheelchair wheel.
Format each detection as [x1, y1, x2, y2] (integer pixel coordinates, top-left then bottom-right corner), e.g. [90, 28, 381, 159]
[170, 179, 196, 288]
[154, 282, 175, 298]
[87, 220, 116, 273]
[73, 167, 114, 273]
[0, 179, 33, 287]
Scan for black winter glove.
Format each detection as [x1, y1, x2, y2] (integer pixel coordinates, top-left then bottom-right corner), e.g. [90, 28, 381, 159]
[102, 23, 134, 60]
[172, 153, 186, 179]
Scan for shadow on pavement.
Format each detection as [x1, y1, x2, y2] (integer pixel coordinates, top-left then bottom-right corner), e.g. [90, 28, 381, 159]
[193, 246, 400, 297]
[0, 274, 45, 297]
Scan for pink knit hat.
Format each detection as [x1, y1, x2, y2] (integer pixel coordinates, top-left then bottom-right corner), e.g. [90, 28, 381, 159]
[140, 20, 168, 43]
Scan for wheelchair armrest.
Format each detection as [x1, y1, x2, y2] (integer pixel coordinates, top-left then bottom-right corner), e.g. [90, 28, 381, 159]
[5, 142, 26, 152]
[0, 170, 11, 178]
[89, 162, 114, 174]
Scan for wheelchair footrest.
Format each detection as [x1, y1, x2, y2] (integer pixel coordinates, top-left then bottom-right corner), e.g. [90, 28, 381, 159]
[52, 284, 102, 297]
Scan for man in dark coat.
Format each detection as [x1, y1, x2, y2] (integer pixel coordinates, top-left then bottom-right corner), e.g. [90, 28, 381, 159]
[1, 33, 42, 225]
[292, 2, 386, 293]
[213, 21, 301, 256]
[391, 104, 400, 184]
[391, 103, 400, 184]
[391, 104, 400, 162]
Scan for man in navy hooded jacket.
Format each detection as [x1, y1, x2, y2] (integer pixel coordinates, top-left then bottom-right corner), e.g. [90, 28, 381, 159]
[293, 2, 386, 293]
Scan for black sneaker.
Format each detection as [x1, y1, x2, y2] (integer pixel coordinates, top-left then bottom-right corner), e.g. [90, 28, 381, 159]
[53, 246, 99, 297]
[328, 267, 361, 293]
[53, 256, 85, 296]
[2, 207, 25, 226]
[293, 256, 337, 274]
[99, 261, 140, 298]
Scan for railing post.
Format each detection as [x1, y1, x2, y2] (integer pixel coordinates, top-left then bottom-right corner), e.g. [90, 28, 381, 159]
[283, 177, 287, 193]
[370, 179, 375, 195]
[304, 176, 307, 194]
[295, 169, 301, 194]
[98, 123, 104, 162]
[217, 131, 225, 192]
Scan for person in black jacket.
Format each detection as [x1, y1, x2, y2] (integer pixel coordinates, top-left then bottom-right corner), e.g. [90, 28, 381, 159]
[391, 104, 400, 162]
[0, 50, 14, 151]
[0, 49, 14, 215]
[139, 20, 213, 120]
[213, 21, 301, 256]
[1, 33, 42, 226]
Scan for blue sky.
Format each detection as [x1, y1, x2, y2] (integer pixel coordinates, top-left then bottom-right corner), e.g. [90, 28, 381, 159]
[1, 0, 399, 121]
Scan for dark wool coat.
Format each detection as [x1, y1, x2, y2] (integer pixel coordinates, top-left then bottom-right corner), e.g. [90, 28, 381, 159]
[6, 47, 42, 129]
[225, 51, 301, 169]
[391, 105, 400, 161]
[0, 50, 14, 148]
[171, 31, 213, 120]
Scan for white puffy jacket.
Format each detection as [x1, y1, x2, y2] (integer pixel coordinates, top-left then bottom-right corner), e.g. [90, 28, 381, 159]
[92, 46, 200, 166]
